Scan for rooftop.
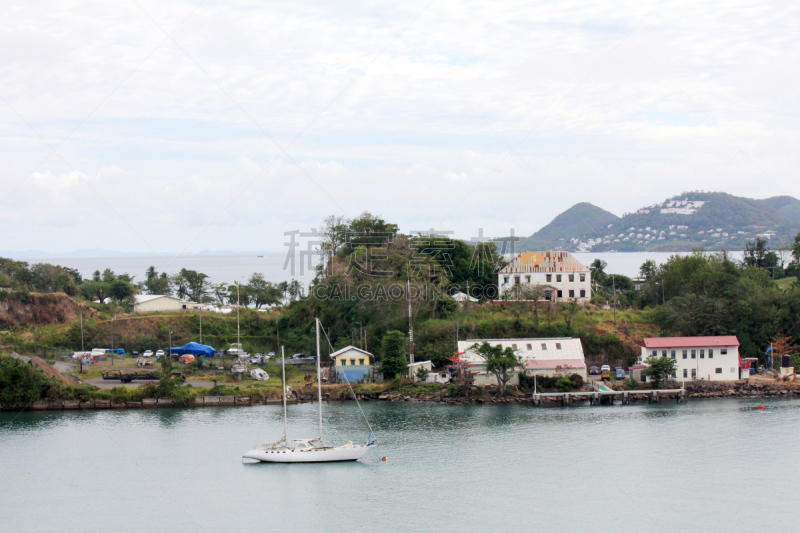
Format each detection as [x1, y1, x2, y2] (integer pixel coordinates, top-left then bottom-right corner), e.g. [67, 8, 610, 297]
[642, 336, 740, 348]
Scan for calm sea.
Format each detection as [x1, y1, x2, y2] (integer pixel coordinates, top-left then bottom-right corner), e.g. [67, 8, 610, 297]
[0, 398, 794, 533]
[21, 251, 744, 286]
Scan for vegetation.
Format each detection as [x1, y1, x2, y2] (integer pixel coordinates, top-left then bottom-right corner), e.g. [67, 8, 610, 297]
[470, 341, 522, 396]
[380, 331, 408, 379]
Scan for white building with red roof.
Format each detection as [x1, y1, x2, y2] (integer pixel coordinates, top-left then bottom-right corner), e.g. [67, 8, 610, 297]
[641, 336, 740, 382]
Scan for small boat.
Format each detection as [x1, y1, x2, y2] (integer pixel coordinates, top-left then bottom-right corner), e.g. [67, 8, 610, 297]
[242, 319, 374, 463]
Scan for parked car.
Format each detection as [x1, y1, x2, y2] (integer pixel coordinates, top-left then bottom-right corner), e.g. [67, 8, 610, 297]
[142, 350, 154, 358]
[131, 350, 140, 357]
[155, 350, 165, 359]
[615, 367, 626, 379]
[588, 365, 600, 375]
[601, 365, 611, 379]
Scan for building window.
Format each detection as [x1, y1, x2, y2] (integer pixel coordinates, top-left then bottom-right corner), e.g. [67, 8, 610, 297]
[691, 350, 696, 359]
[557, 290, 563, 298]
[651, 350, 657, 357]
[579, 274, 585, 282]
[359, 358, 364, 365]
[526, 344, 532, 350]
[683, 369, 688, 378]
[700, 349, 705, 359]
[546, 274, 552, 282]
[514, 276, 520, 284]
[350, 358, 356, 366]
[709, 349, 714, 358]
[721, 349, 728, 355]
[683, 350, 687, 359]
[512, 344, 518, 350]
[715, 368, 722, 374]
[525, 275, 531, 283]
[691, 369, 697, 379]
[556, 274, 562, 282]
[569, 274, 574, 282]
[662, 350, 667, 357]
[541, 343, 547, 350]
[556, 343, 562, 350]
[580, 290, 586, 297]
[671, 350, 676, 358]
[341, 359, 346, 366]
[569, 290, 575, 298]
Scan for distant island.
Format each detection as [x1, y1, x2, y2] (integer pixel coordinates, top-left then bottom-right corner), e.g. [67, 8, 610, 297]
[514, 192, 800, 252]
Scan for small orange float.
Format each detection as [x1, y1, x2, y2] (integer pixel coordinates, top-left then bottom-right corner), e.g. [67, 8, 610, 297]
[381, 456, 387, 461]
[757, 405, 765, 410]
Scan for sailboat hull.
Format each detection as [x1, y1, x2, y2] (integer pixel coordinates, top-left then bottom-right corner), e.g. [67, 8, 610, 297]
[243, 445, 369, 463]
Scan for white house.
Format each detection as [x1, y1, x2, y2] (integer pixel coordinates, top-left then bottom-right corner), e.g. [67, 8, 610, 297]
[457, 337, 587, 386]
[498, 251, 591, 302]
[133, 295, 199, 313]
[640, 336, 741, 382]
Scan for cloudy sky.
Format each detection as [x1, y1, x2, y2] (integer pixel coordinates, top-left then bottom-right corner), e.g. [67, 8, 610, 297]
[1, 0, 799, 255]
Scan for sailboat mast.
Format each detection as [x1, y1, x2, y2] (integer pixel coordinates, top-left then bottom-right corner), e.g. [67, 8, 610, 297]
[315, 318, 323, 439]
[281, 345, 287, 440]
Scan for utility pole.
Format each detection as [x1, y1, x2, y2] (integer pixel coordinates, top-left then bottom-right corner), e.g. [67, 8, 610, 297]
[407, 279, 414, 364]
[612, 275, 617, 326]
[80, 310, 84, 352]
[199, 305, 202, 344]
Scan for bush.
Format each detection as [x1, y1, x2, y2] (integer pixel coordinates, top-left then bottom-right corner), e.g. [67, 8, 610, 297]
[170, 384, 195, 404]
[109, 386, 130, 403]
[475, 386, 485, 396]
[625, 377, 640, 390]
[556, 376, 575, 392]
[518, 373, 559, 391]
[568, 373, 584, 389]
[446, 384, 458, 397]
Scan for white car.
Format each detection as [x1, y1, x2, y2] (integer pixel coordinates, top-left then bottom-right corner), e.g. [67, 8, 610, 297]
[155, 350, 165, 358]
[142, 350, 154, 358]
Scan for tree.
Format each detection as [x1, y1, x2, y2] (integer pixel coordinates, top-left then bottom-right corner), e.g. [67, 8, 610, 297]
[561, 300, 581, 327]
[642, 356, 677, 387]
[108, 279, 135, 302]
[415, 366, 430, 382]
[470, 341, 521, 396]
[639, 259, 657, 280]
[0, 355, 51, 407]
[380, 330, 408, 378]
[590, 259, 608, 285]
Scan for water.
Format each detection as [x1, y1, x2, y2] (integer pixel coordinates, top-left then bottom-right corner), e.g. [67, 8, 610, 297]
[0, 398, 795, 532]
[22, 250, 744, 285]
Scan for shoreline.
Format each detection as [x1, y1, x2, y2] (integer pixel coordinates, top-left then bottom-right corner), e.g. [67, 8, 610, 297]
[6, 381, 798, 412]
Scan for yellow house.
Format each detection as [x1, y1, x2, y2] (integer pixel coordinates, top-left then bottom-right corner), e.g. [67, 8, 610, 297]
[330, 346, 374, 382]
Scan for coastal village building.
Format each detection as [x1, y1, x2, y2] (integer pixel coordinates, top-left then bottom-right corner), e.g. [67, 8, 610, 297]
[133, 295, 199, 313]
[457, 337, 587, 386]
[640, 336, 741, 382]
[331, 345, 374, 382]
[498, 251, 591, 302]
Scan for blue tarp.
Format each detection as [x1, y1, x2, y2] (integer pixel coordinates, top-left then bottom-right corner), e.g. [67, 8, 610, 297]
[106, 348, 126, 355]
[170, 342, 217, 358]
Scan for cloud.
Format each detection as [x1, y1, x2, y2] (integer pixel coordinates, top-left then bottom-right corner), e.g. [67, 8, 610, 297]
[1, 0, 799, 253]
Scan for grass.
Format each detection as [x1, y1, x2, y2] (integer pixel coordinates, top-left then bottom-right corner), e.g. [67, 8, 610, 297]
[775, 277, 797, 291]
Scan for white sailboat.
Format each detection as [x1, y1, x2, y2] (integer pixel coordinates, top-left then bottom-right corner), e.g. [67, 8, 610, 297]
[242, 318, 374, 463]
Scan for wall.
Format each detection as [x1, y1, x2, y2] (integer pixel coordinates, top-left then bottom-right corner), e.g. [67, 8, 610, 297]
[641, 345, 740, 382]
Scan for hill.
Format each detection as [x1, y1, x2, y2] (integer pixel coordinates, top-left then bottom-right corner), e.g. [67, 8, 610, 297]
[516, 192, 800, 252]
[516, 203, 619, 251]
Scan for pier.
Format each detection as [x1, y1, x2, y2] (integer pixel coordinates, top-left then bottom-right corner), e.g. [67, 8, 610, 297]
[532, 389, 687, 406]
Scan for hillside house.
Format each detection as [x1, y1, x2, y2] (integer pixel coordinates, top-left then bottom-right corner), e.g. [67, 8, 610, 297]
[133, 295, 199, 313]
[640, 336, 740, 382]
[457, 337, 587, 386]
[498, 251, 591, 302]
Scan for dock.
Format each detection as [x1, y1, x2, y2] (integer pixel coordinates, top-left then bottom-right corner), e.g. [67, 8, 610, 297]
[532, 389, 687, 406]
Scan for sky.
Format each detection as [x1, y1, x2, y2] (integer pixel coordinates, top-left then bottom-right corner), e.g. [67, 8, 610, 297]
[1, 0, 799, 256]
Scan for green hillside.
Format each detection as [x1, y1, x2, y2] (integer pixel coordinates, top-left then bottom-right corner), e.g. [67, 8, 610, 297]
[762, 196, 800, 224]
[516, 192, 800, 252]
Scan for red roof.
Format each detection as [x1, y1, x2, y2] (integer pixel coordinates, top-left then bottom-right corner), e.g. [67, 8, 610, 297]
[642, 336, 739, 348]
[526, 359, 586, 370]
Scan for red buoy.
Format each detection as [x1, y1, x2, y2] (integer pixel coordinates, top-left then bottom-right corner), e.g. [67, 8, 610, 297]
[757, 404, 765, 410]
[381, 456, 387, 461]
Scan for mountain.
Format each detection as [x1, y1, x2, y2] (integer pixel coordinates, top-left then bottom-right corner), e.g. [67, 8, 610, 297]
[516, 192, 800, 252]
[516, 203, 619, 250]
